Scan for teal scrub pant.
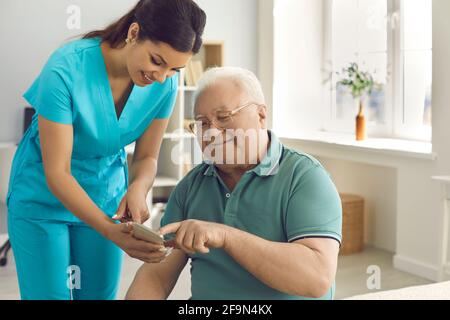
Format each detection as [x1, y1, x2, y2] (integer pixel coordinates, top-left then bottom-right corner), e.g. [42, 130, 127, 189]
[8, 213, 124, 300]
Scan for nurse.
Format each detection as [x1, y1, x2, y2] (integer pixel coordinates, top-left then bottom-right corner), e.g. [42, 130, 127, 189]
[6, 0, 206, 300]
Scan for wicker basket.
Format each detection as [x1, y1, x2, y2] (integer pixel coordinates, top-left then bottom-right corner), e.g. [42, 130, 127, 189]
[339, 194, 365, 255]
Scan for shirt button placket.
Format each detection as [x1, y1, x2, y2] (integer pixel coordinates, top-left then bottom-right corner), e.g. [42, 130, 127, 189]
[223, 192, 235, 225]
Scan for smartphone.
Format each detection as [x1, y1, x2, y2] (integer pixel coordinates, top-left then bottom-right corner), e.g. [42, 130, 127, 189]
[132, 222, 165, 245]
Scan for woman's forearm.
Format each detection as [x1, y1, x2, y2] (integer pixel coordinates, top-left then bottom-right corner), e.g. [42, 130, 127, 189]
[223, 227, 331, 298]
[46, 171, 113, 237]
[129, 156, 158, 193]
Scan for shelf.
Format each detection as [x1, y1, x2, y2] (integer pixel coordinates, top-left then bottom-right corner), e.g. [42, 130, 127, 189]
[163, 132, 194, 140]
[432, 176, 450, 183]
[181, 86, 198, 92]
[153, 176, 179, 188]
[125, 133, 196, 154]
[124, 143, 136, 155]
[184, 41, 224, 87]
[0, 142, 16, 149]
[202, 41, 224, 69]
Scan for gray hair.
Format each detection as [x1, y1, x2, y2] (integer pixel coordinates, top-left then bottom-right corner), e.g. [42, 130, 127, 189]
[193, 67, 266, 108]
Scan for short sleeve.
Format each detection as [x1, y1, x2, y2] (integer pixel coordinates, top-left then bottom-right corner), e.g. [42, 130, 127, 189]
[285, 165, 342, 245]
[155, 74, 179, 119]
[160, 177, 188, 239]
[23, 56, 73, 125]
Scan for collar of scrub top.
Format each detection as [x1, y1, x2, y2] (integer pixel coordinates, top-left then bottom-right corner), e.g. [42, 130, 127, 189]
[95, 38, 138, 153]
[203, 130, 282, 178]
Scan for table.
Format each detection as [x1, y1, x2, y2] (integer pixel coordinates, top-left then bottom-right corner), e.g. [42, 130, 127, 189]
[431, 176, 450, 281]
[0, 143, 16, 266]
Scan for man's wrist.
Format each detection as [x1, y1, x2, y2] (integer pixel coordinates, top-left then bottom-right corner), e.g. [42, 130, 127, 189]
[222, 225, 238, 251]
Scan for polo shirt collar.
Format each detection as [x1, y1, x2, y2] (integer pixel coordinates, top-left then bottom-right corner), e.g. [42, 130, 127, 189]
[203, 162, 216, 176]
[250, 130, 282, 177]
[203, 130, 282, 177]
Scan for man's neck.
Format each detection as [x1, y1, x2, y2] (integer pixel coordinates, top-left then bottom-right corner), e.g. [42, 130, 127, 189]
[215, 130, 271, 182]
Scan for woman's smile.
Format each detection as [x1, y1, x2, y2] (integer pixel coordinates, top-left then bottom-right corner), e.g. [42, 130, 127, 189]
[141, 71, 154, 85]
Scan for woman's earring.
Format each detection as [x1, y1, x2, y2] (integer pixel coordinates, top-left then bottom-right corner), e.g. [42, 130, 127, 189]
[126, 38, 136, 45]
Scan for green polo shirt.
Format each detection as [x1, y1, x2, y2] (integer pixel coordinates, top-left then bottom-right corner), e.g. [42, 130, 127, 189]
[161, 131, 342, 300]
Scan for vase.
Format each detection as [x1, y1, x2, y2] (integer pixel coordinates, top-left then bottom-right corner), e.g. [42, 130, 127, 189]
[356, 100, 366, 141]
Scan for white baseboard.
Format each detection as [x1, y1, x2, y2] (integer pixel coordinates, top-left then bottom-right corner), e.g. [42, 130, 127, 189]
[393, 254, 443, 282]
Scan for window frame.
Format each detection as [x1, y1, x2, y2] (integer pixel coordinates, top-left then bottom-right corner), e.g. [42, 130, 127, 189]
[392, 0, 432, 141]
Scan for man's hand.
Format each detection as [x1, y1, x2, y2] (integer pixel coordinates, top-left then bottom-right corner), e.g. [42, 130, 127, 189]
[159, 220, 230, 254]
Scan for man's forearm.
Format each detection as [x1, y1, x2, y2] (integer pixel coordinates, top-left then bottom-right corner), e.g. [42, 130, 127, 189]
[126, 250, 188, 300]
[126, 265, 168, 300]
[223, 227, 331, 298]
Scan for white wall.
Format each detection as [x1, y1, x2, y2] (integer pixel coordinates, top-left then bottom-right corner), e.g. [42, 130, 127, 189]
[0, 0, 136, 143]
[196, 0, 258, 74]
[0, 0, 133, 231]
[258, 0, 275, 128]
[0, 0, 258, 143]
[273, 0, 326, 135]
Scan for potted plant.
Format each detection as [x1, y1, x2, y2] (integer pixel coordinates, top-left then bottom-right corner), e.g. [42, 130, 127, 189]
[337, 62, 379, 141]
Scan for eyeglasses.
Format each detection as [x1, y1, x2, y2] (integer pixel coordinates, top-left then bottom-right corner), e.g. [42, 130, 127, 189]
[188, 102, 264, 135]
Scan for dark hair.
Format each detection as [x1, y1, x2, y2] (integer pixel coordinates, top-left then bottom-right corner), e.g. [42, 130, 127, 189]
[83, 0, 206, 53]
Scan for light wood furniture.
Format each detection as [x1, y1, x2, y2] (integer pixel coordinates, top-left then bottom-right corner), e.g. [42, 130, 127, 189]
[339, 193, 365, 255]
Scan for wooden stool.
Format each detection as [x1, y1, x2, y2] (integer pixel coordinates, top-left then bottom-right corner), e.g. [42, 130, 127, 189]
[339, 194, 365, 255]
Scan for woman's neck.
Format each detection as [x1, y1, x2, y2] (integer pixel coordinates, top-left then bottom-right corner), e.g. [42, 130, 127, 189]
[100, 42, 130, 79]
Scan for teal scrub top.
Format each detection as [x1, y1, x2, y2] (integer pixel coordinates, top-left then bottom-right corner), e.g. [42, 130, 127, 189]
[6, 37, 179, 222]
[161, 131, 342, 300]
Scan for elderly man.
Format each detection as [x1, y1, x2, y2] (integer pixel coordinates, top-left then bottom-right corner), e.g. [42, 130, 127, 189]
[126, 67, 342, 300]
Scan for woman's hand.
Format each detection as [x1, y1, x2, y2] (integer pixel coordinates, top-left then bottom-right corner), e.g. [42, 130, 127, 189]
[106, 222, 169, 263]
[112, 183, 150, 224]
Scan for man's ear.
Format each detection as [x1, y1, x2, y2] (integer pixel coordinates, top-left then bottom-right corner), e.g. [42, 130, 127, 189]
[258, 105, 267, 128]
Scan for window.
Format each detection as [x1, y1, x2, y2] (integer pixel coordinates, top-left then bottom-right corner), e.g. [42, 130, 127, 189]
[325, 0, 432, 141]
[396, 0, 432, 140]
